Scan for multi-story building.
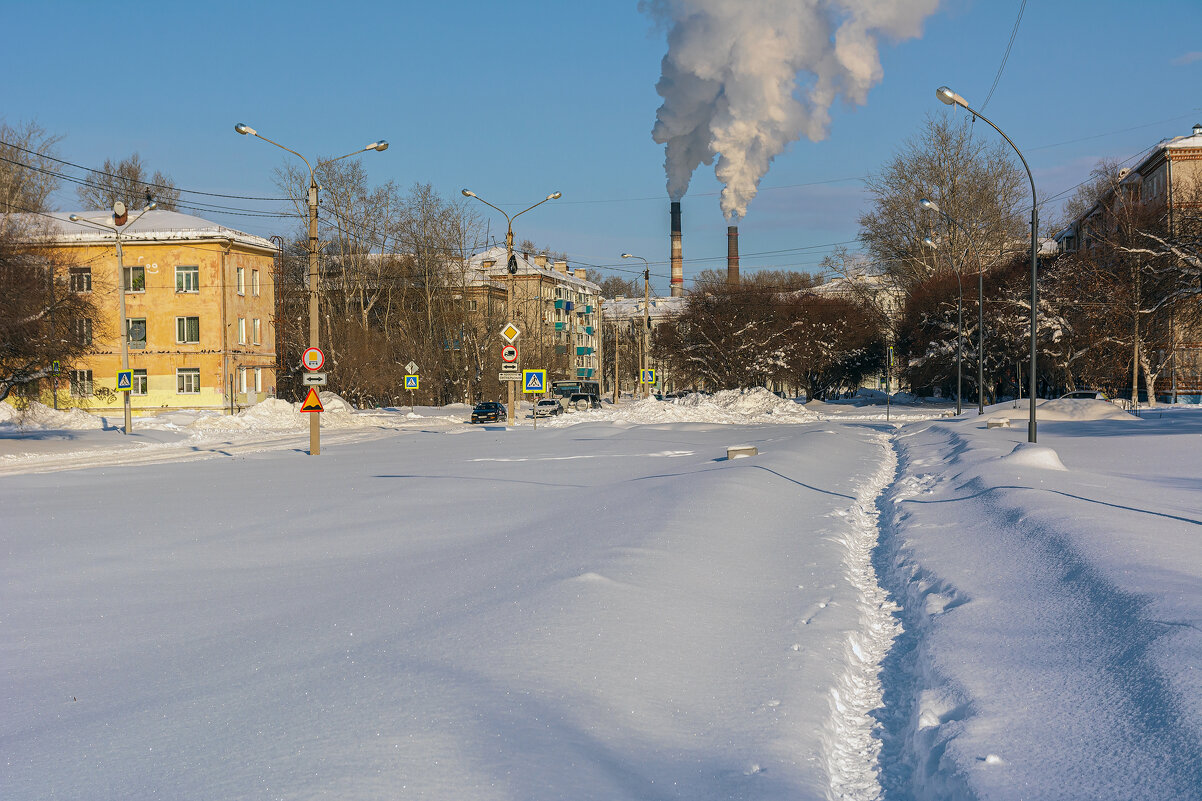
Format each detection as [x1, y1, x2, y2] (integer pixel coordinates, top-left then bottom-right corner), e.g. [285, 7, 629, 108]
[465, 246, 602, 382]
[30, 210, 278, 415]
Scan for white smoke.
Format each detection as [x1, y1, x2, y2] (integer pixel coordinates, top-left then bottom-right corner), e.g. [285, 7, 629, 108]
[646, 0, 939, 221]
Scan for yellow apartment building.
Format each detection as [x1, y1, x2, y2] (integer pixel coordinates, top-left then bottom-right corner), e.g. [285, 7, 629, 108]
[35, 210, 278, 415]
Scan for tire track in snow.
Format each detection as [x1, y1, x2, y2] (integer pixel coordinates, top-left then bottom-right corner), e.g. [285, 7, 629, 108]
[821, 431, 902, 799]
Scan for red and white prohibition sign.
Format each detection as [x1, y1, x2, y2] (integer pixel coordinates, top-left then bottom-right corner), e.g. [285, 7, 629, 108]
[501, 345, 518, 363]
[301, 347, 326, 371]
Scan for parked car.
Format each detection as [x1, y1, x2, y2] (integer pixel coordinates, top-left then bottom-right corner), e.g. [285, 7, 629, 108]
[567, 393, 601, 411]
[471, 401, 506, 423]
[1059, 389, 1109, 401]
[533, 398, 563, 418]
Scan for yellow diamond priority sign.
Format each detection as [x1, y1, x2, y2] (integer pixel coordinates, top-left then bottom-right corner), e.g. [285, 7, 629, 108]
[500, 323, 520, 343]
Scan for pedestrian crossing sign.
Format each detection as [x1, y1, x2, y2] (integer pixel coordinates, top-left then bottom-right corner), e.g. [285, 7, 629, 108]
[116, 370, 133, 391]
[405, 375, 419, 389]
[523, 369, 546, 393]
[640, 369, 656, 384]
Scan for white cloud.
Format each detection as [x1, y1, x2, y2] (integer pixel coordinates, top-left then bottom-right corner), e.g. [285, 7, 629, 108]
[1172, 51, 1202, 66]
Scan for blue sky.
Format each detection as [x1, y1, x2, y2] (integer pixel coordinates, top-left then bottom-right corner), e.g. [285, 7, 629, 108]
[4, 0, 1200, 292]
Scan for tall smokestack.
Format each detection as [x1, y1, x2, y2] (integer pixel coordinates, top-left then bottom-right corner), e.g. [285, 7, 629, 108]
[727, 225, 739, 285]
[670, 201, 683, 297]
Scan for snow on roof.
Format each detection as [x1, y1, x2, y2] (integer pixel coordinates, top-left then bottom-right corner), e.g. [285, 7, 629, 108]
[603, 295, 685, 321]
[17, 210, 278, 252]
[466, 246, 600, 292]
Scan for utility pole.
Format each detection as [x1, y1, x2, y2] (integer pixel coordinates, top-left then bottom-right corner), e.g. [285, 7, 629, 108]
[236, 123, 388, 455]
[461, 189, 561, 425]
[613, 313, 620, 405]
[68, 201, 156, 435]
[643, 266, 651, 399]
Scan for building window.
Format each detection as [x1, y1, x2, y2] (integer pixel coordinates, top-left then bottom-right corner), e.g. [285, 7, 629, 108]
[124, 264, 145, 292]
[176, 265, 199, 292]
[467, 299, 478, 311]
[254, 367, 262, 392]
[73, 317, 92, 346]
[69, 267, 92, 293]
[238, 367, 248, 393]
[237, 266, 245, 295]
[127, 318, 147, 349]
[251, 269, 260, 296]
[252, 318, 261, 345]
[176, 316, 200, 344]
[177, 368, 201, 394]
[69, 370, 93, 397]
[238, 317, 246, 345]
[132, 369, 148, 395]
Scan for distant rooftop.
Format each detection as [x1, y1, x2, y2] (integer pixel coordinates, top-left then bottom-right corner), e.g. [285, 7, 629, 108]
[13, 210, 278, 252]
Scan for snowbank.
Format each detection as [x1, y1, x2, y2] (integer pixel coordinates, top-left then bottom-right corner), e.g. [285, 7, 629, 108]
[0, 401, 106, 430]
[542, 387, 821, 427]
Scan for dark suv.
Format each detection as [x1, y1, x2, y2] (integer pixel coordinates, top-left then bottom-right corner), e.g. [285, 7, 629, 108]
[567, 393, 601, 411]
[471, 401, 506, 423]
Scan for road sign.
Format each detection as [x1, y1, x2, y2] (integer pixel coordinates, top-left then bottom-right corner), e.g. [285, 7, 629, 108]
[499, 372, 522, 381]
[500, 323, 520, 343]
[300, 387, 324, 412]
[116, 370, 132, 391]
[500, 362, 520, 373]
[405, 375, 419, 389]
[502, 344, 518, 362]
[302, 372, 327, 386]
[302, 347, 325, 371]
[51, 360, 61, 374]
[640, 368, 656, 384]
[405, 361, 419, 374]
[523, 369, 546, 393]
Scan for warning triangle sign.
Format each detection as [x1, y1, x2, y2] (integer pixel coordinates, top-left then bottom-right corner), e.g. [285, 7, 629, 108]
[300, 387, 324, 413]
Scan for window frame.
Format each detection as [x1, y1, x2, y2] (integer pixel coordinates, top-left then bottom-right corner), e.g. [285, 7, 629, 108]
[236, 266, 245, 295]
[176, 316, 200, 344]
[175, 264, 200, 293]
[69, 369, 94, 397]
[69, 267, 92, 293]
[176, 367, 201, 394]
[238, 317, 246, 345]
[251, 269, 260, 296]
[132, 368, 148, 396]
[252, 318, 261, 345]
[124, 264, 146, 293]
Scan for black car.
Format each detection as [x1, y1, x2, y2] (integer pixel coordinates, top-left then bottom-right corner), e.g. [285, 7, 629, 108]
[471, 401, 506, 423]
[567, 393, 601, 411]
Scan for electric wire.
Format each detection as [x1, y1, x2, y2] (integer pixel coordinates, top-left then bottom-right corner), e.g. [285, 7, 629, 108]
[979, 0, 1027, 112]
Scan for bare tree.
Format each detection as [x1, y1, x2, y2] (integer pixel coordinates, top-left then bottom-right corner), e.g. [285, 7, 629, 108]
[1, 119, 62, 213]
[76, 153, 180, 211]
[0, 219, 105, 402]
[859, 113, 1028, 290]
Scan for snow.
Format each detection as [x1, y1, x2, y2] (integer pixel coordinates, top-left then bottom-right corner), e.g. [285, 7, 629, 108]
[3, 393, 1200, 799]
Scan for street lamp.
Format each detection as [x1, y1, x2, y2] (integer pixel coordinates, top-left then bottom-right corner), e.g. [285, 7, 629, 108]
[461, 189, 561, 425]
[936, 86, 1039, 441]
[922, 236, 963, 415]
[70, 200, 157, 435]
[920, 198, 986, 414]
[621, 254, 652, 399]
[235, 124, 387, 455]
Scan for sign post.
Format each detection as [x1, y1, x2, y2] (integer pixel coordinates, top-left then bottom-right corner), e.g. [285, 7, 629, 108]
[301, 347, 325, 455]
[501, 324, 520, 424]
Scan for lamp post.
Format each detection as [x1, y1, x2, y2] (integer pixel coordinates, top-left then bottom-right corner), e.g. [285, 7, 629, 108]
[461, 189, 561, 425]
[922, 236, 963, 415]
[70, 200, 157, 435]
[936, 86, 1039, 441]
[235, 124, 387, 455]
[621, 254, 651, 398]
[920, 198, 987, 414]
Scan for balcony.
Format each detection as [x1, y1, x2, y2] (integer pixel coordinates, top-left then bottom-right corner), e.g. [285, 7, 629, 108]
[576, 346, 593, 356]
[576, 368, 594, 378]
[584, 326, 594, 336]
[553, 299, 566, 310]
[554, 321, 565, 331]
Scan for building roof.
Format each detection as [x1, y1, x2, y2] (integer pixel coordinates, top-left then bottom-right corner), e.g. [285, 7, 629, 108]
[603, 295, 685, 321]
[14, 210, 278, 252]
[466, 246, 600, 293]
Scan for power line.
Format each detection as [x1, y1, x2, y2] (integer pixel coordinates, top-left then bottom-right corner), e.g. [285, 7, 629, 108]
[980, 0, 1027, 112]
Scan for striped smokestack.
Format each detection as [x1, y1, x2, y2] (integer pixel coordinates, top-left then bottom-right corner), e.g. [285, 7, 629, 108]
[670, 201, 683, 297]
[727, 225, 740, 285]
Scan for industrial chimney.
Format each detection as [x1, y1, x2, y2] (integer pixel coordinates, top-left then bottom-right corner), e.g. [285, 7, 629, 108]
[670, 201, 684, 297]
[727, 225, 740, 285]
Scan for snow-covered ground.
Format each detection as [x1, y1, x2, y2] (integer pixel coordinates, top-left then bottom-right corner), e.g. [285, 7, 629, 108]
[2, 390, 1199, 800]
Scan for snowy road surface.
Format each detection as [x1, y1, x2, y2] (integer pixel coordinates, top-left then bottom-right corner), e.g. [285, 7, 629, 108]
[3, 412, 898, 800]
[3, 393, 1201, 800]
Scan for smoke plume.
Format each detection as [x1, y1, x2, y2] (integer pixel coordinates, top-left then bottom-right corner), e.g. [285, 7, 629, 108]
[646, 0, 938, 221]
